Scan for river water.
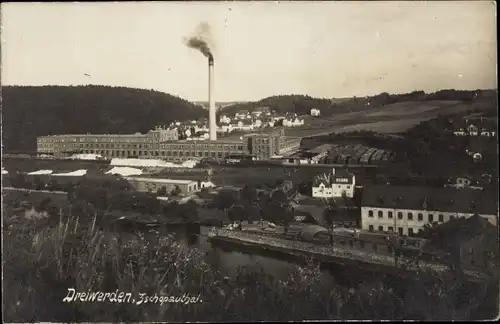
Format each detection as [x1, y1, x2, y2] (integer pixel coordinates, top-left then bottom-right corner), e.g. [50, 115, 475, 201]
[176, 226, 337, 284]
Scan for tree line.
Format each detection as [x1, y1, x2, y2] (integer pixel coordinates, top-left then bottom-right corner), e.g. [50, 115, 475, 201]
[2, 85, 206, 152]
[221, 89, 497, 117]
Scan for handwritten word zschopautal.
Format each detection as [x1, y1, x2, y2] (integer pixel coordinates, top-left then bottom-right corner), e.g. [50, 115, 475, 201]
[62, 288, 203, 305]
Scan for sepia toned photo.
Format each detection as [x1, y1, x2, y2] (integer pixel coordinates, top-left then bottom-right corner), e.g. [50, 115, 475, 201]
[1, 1, 498, 322]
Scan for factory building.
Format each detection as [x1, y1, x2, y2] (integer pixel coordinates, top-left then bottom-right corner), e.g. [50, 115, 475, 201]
[37, 128, 179, 158]
[37, 127, 301, 162]
[361, 185, 498, 236]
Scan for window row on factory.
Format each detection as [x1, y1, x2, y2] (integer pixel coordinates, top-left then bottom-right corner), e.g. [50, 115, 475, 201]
[366, 209, 455, 223]
[38, 143, 245, 151]
[367, 224, 421, 236]
[368, 210, 464, 223]
[39, 149, 246, 158]
[38, 137, 154, 143]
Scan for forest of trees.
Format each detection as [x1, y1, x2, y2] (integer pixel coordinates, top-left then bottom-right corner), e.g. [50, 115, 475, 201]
[2, 85, 206, 152]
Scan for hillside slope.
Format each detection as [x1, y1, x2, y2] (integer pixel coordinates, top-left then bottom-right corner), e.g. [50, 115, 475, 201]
[220, 90, 497, 117]
[2, 85, 206, 152]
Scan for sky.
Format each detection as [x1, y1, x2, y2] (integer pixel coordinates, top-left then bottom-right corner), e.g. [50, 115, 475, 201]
[1, 1, 497, 102]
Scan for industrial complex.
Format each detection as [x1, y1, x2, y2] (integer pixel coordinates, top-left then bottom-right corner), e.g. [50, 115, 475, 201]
[36, 128, 302, 162]
[36, 52, 302, 162]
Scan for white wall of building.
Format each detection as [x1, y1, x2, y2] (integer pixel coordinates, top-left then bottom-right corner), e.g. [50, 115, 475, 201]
[310, 109, 321, 116]
[283, 118, 305, 127]
[361, 206, 498, 236]
[312, 183, 333, 198]
[331, 181, 355, 198]
[312, 173, 356, 199]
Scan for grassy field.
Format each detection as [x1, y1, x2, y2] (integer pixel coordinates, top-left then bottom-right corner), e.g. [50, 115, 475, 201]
[221, 100, 489, 139]
[284, 100, 485, 137]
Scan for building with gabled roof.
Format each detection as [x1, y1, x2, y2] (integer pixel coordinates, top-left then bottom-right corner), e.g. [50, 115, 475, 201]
[453, 118, 497, 137]
[361, 185, 498, 236]
[312, 168, 356, 199]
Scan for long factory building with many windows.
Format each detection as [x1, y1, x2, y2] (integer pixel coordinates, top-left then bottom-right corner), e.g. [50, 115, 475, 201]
[36, 127, 302, 162]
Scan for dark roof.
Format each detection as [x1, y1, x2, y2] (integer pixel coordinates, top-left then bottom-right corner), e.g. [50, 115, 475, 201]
[362, 185, 498, 215]
[290, 204, 324, 224]
[323, 208, 360, 223]
[308, 144, 334, 154]
[434, 213, 496, 240]
[298, 225, 329, 241]
[291, 212, 318, 224]
[294, 197, 327, 206]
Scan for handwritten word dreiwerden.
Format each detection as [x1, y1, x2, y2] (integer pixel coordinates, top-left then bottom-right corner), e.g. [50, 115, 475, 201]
[62, 288, 203, 305]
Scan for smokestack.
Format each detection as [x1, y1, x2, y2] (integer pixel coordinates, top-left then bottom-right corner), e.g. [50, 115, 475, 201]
[209, 55, 217, 141]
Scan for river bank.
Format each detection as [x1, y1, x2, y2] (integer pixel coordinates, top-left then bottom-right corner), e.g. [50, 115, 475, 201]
[207, 229, 489, 283]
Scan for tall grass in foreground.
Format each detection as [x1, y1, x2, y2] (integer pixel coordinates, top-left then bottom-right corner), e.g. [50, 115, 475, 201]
[3, 209, 498, 322]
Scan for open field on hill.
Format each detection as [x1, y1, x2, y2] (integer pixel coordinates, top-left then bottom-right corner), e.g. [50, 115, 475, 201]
[279, 100, 489, 138]
[333, 117, 432, 134]
[219, 100, 487, 139]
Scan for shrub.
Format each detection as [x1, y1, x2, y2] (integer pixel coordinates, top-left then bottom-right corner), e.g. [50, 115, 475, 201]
[3, 209, 498, 322]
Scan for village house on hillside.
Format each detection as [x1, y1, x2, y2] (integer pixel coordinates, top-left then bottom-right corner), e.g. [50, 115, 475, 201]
[251, 106, 271, 117]
[310, 108, 321, 117]
[219, 115, 231, 124]
[283, 117, 305, 127]
[453, 118, 497, 137]
[312, 168, 356, 199]
[445, 174, 491, 190]
[361, 185, 498, 237]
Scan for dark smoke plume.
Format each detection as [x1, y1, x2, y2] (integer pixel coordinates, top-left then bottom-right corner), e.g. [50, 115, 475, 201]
[185, 23, 214, 61]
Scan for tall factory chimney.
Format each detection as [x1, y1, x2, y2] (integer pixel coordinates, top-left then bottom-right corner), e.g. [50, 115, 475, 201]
[208, 55, 217, 141]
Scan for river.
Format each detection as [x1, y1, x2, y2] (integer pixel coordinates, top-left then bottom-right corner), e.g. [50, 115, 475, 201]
[175, 226, 338, 284]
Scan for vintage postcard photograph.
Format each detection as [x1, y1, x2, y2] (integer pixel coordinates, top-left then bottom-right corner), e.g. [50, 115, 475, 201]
[1, 1, 498, 322]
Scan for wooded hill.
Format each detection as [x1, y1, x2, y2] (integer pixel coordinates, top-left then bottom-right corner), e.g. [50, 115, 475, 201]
[219, 89, 497, 117]
[2, 85, 206, 152]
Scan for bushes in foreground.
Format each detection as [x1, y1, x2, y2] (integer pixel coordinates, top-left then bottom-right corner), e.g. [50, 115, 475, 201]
[3, 211, 498, 322]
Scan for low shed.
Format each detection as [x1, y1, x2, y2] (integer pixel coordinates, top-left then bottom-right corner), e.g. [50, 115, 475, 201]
[125, 177, 199, 195]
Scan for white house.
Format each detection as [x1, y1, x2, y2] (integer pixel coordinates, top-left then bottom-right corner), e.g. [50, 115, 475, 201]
[453, 127, 467, 136]
[360, 185, 498, 236]
[453, 119, 496, 137]
[194, 125, 209, 133]
[234, 111, 249, 120]
[283, 118, 305, 127]
[217, 124, 234, 133]
[219, 115, 231, 124]
[310, 108, 321, 117]
[253, 119, 263, 128]
[467, 124, 479, 136]
[312, 168, 356, 199]
[230, 120, 254, 131]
